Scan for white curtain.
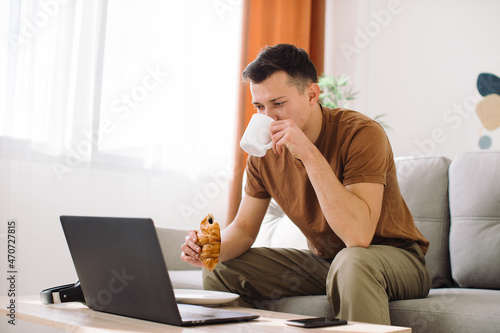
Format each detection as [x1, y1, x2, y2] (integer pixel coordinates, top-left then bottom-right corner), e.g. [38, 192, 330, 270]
[1, 0, 105, 165]
[2, 0, 242, 183]
[96, 0, 241, 180]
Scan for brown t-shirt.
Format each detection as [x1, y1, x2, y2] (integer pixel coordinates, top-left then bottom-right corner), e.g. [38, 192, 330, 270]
[245, 106, 429, 259]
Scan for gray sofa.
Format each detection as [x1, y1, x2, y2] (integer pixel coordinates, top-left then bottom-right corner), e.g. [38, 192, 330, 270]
[158, 151, 500, 333]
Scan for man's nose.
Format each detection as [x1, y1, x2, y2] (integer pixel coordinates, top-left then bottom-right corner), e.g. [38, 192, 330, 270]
[265, 110, 277, 120]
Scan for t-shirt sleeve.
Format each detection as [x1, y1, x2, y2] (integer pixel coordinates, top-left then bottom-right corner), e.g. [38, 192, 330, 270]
[244, 156, 272, 199]
[342, 121, 390, 186]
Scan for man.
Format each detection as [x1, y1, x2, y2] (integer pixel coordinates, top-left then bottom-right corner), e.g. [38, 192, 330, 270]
[181, 43, 430, 325]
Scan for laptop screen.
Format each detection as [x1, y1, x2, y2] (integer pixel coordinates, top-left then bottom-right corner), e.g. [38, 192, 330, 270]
[60, 216, 183, 325]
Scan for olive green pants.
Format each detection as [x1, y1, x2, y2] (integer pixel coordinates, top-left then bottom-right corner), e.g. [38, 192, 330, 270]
[203, 243, 431, 325]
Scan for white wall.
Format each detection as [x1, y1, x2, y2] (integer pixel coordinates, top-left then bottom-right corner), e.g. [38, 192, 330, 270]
[325, 0, 500, 159]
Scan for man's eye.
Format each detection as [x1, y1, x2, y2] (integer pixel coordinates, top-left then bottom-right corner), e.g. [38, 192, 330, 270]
[255, 105, 264, 111]
[275, 102, 285, 107]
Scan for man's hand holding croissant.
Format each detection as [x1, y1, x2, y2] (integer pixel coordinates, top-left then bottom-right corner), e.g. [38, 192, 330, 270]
[181, 213, 221, 271]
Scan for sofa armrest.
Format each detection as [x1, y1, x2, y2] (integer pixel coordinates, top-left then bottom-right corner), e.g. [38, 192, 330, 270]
[156, 227, 201, 271]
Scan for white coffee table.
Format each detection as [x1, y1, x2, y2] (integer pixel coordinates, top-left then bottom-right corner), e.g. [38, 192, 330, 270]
[0, 296, 411, 332]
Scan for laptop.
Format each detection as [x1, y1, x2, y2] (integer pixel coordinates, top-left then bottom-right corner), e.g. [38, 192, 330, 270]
[59, 215, 259, 326]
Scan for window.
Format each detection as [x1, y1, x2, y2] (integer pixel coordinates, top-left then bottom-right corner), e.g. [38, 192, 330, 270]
[2, 0, 243, 182]
[97, 0, 243, 179]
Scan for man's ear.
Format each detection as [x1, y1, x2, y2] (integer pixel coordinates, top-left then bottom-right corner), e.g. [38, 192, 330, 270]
[307, 83, 321, 105]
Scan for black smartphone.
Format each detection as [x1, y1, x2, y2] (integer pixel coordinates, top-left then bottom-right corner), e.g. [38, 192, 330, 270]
[285, 316, 348, 328]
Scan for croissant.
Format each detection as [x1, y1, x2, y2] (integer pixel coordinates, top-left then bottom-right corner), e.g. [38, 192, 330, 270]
[196, 213, 221, 271]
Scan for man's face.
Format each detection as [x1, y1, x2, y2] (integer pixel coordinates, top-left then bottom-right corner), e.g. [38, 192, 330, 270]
[250, 71, 314, 131]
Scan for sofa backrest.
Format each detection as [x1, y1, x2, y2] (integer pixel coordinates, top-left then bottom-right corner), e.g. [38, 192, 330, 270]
[156, 227, 201, 271]
[448, 151, 500, 289]
[395, 156, 453, 288]
[253, 198, 309, 249]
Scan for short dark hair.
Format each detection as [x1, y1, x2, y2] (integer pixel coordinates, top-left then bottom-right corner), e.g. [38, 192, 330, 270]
[242, 44, 318, 93]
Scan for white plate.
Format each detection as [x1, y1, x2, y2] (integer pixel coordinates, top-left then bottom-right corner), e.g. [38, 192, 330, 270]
[173, 289, 240, 305]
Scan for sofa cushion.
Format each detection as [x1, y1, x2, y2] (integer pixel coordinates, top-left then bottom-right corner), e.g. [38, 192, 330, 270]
[448, 151, 500, 289]
[390, 288, 500, 333]
[395, 156, 452, 288]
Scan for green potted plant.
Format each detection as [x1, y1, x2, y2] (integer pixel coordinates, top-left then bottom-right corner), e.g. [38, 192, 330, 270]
[318, 74, 358, 109]
[318, 74, 391, 131]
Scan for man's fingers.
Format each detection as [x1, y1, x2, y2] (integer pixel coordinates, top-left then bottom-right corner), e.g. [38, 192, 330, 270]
[188, 229, 198, 242]
[272, 131, 290, 155]
[270, 120, 297, 155]
[180, 230, 203, 266]
[180, 251, 204, 268]
[270, 119, 294, 133]
[186, 230, 201, 252]
[270, 129, 287, 154]
[182, 239, 200, 258]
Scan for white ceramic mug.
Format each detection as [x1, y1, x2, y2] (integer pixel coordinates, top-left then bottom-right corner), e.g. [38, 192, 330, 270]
[240, 114, 274, 157]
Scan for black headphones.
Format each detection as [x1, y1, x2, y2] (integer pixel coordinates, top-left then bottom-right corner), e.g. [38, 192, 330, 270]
[40, 280, 86, 305]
